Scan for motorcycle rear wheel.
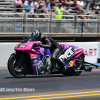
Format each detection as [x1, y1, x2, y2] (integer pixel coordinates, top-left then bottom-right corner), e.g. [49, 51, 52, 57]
[63, 55, 84, 76]
[8, 53, 29, 78]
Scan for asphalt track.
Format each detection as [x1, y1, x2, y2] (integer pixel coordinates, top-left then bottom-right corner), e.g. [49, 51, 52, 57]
[0, 69, 100, 100]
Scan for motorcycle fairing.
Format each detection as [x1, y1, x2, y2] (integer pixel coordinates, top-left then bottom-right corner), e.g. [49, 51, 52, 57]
[30, 54, 43, 75]
[30, 44, 84, 74]
[15, 42, 84, 74]
[30, 48, 51, 75]
[59, 44, 84, 67]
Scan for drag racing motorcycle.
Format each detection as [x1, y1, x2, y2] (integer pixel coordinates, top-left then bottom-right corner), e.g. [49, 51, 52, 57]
[8, 34, 98, 78]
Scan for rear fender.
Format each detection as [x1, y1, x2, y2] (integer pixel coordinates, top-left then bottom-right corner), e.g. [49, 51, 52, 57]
[65, 52, 84, 68]
[72, 51, 84, 60]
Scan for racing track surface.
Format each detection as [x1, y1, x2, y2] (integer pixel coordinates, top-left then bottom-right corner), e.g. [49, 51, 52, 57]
[0, 69, 100, 99]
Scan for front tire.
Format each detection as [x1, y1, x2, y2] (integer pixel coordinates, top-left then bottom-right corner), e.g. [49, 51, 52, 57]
[8, 53, 29, 78]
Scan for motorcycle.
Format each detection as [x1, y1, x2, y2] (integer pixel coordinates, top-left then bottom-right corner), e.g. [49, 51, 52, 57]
[8, 34, 85, 78]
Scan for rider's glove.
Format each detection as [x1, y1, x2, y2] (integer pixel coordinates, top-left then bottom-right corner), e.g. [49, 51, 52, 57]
[33, 43, 39, 47]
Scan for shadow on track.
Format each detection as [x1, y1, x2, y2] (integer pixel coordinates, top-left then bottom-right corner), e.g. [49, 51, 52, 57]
[4, 74, 65, 79]
[3, 72, 100, 79]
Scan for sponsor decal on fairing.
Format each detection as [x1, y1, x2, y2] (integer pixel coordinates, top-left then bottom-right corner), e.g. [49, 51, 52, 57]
[31, 55, 37, 59]
[59, 46, 75, 62]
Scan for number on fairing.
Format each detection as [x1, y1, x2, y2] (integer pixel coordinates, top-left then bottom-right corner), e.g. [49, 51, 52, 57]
[59, 46, 75, 62]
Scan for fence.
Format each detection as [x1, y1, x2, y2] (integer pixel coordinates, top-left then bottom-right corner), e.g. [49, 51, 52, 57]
[0, 13, 100, 38]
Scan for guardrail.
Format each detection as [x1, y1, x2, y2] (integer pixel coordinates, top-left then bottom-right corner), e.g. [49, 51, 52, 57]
[0, 13, 100, 38]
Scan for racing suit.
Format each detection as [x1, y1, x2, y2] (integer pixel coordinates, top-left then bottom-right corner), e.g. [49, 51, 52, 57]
[35, 36, 64, 69]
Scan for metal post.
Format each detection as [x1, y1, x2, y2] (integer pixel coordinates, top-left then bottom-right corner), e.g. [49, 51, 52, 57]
[81, 22, 84, 42]
[97, 15, 100, 41]
[74, 15, 77, 41]
[49, 14, 51, 35]
[23, 13, 26, 40]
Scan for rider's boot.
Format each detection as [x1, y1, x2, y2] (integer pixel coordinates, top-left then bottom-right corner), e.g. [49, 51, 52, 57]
[56, 58, 67, 72]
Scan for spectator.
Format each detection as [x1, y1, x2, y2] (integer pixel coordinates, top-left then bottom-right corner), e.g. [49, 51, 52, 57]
[24, 0, 38, 7]
[96, 2, 100, 10]
[55, 3, 69, 32]
[30, 0, 38, 13]
[77, 0, 84, 8]
[37, 0, 43, 4]
[31, 0, 38, 9]
[56, 3, 68, 19]
[50, 3, 57, 15]
[14, 0, 22, 8]
[83, 0, 90, 11]
[38, 2, 49, 18]
[41, 0, 46, 5]
[74, 10, 91, 33]
[22, 0, 26, 5]
[25, 0, 32, 13]
[14, 0, 24, 12]
[44, 0, 51, 10]
[74, 10, 86, 33]
[54, 0, 60, 3]
[54, 0, 60, 7]
[65, 0, 73, 10]
[24, 0, 29, 7]
[61, 0, 66, 7]
[51, 3, 56, 12]
[93, 6, 100, 14]
[73, 0, 78, 8]
[50, 0, 56, 9]
[21, 0, 27, 12]
[66, 0, 81, 10]
[38, 2, 44, 12]
[90, 0, 96, 10]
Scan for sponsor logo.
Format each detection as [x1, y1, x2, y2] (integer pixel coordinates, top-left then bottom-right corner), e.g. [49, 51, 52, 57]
[84, 49, 97, 56]
[69, 60, 74, 66]
[31, 55, 37, 59]
[33, 59, 38, 64]
[33, 63, 38, 66]
[59, 46, 75, 62]
[74, 48, 80, 52]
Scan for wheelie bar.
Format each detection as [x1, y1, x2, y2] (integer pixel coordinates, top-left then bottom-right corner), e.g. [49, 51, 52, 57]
[83, 61, 100, 71]
[75, 61, 100, 72]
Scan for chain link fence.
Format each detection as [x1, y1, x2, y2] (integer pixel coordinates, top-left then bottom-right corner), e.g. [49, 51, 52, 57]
[0, 13, 100, 35]
[0, 13, 24, 34]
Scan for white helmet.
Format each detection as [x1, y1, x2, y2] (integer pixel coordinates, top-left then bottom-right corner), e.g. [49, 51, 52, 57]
[32, 30, 42, 39]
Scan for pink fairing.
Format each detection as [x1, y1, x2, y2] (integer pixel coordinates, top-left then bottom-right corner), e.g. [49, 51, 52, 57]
[59, 43, 84, 66]
[15, 42, 84, 69]
[15, 41, 42, 54]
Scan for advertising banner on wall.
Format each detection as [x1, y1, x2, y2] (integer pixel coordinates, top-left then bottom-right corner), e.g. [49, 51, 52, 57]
[60, 42, 98, 63]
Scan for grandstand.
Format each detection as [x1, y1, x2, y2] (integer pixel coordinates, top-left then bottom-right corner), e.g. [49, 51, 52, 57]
[0, 0, 14, 13]
[0, 0, 77, 14]
[0, 0, 100, 42]
[0, 0, 100, 13]
[0, 0, 100, 15]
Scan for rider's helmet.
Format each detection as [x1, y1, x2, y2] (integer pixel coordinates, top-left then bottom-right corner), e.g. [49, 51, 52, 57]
[31, 30, 42, 40]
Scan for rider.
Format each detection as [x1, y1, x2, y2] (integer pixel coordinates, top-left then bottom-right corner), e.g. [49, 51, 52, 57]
[32, 30, 66, 72]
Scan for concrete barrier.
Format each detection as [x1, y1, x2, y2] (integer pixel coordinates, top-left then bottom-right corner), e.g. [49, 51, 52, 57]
[0, 43, 18, 67]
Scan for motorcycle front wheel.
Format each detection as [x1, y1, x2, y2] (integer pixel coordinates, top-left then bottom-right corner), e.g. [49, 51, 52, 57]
[8, 53, 29, 78]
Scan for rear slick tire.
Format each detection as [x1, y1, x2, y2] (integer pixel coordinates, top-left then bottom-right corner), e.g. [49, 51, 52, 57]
[8, 53, 29, 78]
[63, 55, 84, 76]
